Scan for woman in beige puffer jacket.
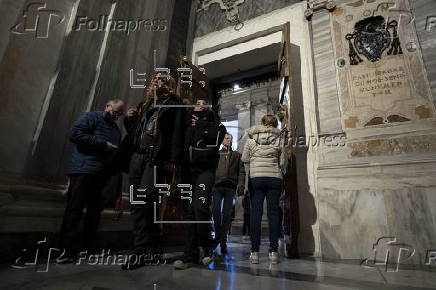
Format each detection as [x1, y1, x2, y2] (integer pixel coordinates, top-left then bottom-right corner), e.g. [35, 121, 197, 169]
[241, 115, 287, 264]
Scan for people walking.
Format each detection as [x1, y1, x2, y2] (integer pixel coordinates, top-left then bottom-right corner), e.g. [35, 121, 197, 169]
[212, 133, 245, 256]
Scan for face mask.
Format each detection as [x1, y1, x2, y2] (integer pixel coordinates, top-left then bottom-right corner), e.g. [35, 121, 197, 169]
[193, 110, 207, 119]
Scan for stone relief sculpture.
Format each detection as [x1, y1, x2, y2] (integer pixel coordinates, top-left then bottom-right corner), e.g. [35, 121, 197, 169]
[345, 16, 403, 65]
[197, 0, 245, 30]
[330, 0, 434, 130]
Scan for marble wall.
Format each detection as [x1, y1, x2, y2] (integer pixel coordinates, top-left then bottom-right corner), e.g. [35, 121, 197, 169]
[0, 0, 194, 185]
[192, 0, 436, 263]
[311, 0, 436, 264]
[0, 0, 195, 262]
[413, 0, 436, 106]
[0, 0, 76, 180]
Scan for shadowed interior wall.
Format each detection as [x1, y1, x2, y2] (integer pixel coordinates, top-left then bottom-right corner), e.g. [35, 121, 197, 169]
[0, 0, 75, 181]
[0, 0, 193, 185]
[0, 0, 194, 263]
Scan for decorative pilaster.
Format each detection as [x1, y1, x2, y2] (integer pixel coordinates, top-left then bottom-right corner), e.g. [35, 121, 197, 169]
[304, 0, 337, 20]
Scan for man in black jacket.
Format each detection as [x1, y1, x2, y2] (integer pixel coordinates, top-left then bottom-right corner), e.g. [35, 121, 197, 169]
[212, 133, 245, 256]
[122, 74, 185, 270]
[174, 99, 226, 269]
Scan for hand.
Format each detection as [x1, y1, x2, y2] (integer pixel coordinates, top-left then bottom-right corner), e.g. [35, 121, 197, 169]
[162, 162, 176, 173]
[191, 115, 199, 126]
[127, 108, 138, 118]
[105, 142, 119, 151]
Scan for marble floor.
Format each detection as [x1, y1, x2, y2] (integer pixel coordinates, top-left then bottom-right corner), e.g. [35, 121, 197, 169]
[1, 241, 436, 290]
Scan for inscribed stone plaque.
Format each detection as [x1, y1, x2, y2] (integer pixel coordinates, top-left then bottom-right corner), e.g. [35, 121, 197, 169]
[330, 0, 435, 129]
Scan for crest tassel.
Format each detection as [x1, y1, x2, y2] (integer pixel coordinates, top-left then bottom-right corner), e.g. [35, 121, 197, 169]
[387, 20, 403, 56]
[346, 34, 363, 65]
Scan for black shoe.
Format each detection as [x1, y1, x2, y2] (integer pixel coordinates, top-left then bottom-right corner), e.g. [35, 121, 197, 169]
[173, 255, 198, 270]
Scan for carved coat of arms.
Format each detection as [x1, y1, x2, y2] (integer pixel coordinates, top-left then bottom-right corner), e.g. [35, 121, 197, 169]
[197, 0, 245, 30]
[346, 16, 403, 65]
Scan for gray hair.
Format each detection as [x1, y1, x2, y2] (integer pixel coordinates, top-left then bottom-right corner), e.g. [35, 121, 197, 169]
[106, 99, 123, 106]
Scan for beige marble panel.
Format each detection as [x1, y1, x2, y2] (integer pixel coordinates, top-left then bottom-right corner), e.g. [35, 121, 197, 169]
[318, 186, 436, 263]
[330, 0, 435, 129]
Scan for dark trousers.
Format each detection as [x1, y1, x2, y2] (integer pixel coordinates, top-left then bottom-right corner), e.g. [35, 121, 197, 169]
[212, 187, 235, 245]
[184, 167, 216, 257]
[129, 153, 162, 254]
[60, 174, 107, 254]
[242, 213, 250, 236]
[250, 177, 282, 252]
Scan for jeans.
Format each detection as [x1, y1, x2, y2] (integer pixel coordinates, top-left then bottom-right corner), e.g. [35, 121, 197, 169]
[60, 174, 107, 254]
[128, 153, 162, 254]
[212, 187, 235, 245]
[242, 213, 250, 236]
[184, 167, 216, 257]
[250, 177, 282, 252]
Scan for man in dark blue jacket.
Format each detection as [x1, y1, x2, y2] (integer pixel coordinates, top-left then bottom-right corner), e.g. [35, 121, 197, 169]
[57, 99, 125, 263]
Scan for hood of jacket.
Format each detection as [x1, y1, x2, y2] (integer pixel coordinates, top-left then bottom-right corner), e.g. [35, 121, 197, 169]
[246, 125, 281, 145]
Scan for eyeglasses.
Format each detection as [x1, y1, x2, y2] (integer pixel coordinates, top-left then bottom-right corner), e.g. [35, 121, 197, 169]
[108, 106, 125, 116]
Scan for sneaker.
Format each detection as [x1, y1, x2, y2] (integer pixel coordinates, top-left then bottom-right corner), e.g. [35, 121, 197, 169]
[173, 255, 198, 270]
[201, 249, 214, 265]
[250, 252, 259, 264]
[269, 252, 279, 264]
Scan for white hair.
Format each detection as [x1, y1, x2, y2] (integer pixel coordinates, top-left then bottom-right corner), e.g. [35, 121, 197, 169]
[106, 99, 122, 106]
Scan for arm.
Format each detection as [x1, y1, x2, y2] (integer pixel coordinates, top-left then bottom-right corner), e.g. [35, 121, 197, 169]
[279, 146, 289, 172]
[69, 113, 106, 148]
[170, 107, 186, 164]
[216, 123, 227, 148]
[237, 154, 246, 195]
[241, 140, 252, 163]
[237, 155, 246, 187]
[123, 102, 143, 133]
